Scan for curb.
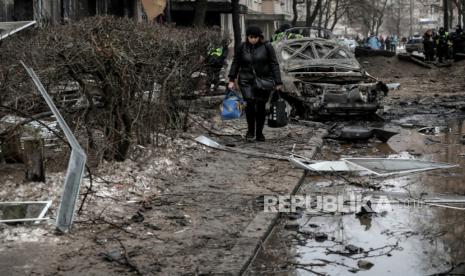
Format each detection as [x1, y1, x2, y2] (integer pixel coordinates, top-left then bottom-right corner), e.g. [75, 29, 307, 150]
[217, 128, 327, 275]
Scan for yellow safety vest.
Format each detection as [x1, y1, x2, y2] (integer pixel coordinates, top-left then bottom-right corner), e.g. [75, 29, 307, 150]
[208, 47, 223, 57]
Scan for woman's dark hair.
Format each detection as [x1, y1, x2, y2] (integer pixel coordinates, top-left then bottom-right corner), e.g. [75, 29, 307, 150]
[246, 25, 263, 38]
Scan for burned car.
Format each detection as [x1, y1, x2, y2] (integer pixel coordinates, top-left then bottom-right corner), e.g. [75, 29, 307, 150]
[273, 28, 388, 118]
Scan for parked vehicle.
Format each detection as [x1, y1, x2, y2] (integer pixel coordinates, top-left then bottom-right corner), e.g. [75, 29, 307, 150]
[272, 27, 388, 118]
[405, 36, 424, 53]
[337, 38, 358, 52]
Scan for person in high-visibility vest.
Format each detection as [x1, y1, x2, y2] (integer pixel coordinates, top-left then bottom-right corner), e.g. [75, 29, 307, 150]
[272, 24, 292, 42]
[206, 38, 229, 92]
[435, 27, 449, 63]
[272, 24, 304, 42]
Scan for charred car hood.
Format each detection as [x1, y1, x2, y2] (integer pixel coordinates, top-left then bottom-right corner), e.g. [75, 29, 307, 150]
[273, 37, 366, 78]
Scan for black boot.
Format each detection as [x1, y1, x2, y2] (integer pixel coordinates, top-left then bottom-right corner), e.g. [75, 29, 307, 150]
[255, 101, 266, 142]
[245, 100, 256, 140]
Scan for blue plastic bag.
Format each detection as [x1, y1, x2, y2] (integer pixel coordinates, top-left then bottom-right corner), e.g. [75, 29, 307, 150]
[220, 89, 244, 120]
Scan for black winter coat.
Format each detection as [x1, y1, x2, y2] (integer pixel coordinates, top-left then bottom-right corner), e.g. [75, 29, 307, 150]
[228, 41, 282, 85]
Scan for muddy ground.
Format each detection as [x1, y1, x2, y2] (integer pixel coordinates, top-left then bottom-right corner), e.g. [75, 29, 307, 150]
[248, 56, 465, 275]
[0, 55, 464, 275]
[0, 111, 326, 275]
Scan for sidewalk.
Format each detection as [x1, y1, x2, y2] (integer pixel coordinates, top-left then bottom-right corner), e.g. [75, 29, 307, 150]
[0, 119, 327, 275]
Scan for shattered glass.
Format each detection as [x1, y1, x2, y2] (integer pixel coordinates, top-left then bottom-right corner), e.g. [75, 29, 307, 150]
[290, 157, 457, 176]
[343, 158, 457, 176]
[0, 201, 51, 223]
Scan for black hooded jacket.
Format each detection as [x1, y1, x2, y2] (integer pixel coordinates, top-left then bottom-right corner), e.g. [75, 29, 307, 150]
[228, 41, 282, 85]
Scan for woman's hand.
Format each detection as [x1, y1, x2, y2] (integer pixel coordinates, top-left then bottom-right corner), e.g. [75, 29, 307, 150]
[228, 81, 235, 90]
[275, 84, 283, 91]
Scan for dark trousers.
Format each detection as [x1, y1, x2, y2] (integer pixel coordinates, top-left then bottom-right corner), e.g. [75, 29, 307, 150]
[206, 65, 222, 91]
[239, 82, 271, 136]
[245, 100, 266, 136]
[437, 45, 447, 62]
[424, 42, 435, 61]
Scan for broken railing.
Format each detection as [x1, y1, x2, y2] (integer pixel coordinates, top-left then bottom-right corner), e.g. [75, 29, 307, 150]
[0, 21, 36, 41]
[21, 62, 87, 233]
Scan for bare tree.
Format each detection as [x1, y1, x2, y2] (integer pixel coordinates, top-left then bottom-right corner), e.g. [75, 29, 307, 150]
[231, 0, 242, 50]
[444, 0, 449, 30]
[348, 0, 388, 36]
[292, 0, 298, 26]
[318, 0, 349, 31]
[461, 0, 465, 27]
[330, 0, 350, 31]
[306, 0, 323, 27]
[453, 0, 462, 26]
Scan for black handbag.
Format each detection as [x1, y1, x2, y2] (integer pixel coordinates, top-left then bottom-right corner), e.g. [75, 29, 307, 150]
[251, 47, 274, 91]
[268, 90, 288, 128]
[253, 75, 275, 91]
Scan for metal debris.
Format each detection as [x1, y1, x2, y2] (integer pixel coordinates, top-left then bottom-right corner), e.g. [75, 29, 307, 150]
[194, 135, 289, 161]
[0, 201, 51, 223]
[22, 62, 87, 233]
[0, 21, 36, 41]
[386, 83, 401, 90]
[290, 157, 457, 176]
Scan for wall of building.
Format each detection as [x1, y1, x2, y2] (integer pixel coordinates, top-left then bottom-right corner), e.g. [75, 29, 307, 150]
[1, 0, 35, 21]
[261, 0, 273, 14]
[0, 0, 143, 24]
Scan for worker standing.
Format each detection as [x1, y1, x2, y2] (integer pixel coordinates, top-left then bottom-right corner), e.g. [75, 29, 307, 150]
[206, 29, 229, 93]
[423, 29, 435, 62]
[390, 34, 398, 53]
[451, 25, 465, 61]
[435, 27, 449, 63]
[272, 24, 291, 42]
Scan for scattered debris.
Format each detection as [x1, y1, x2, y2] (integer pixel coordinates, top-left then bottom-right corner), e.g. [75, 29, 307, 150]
[284, 223, 300, 231]
[330, 126, 398, 142]
[289, 157, 457, 176]
[357, 260, 374, 270]
[356, 200, 377, 216]
[195, 135, 289, 160]
[0, 201, 51, 223]
[345, 244, 364, 254]
[418, 126, 449, 135]
[22, 62, 87, 233]
[398, 53, 432, 69]
[386, 83, 401, 90]
[287, 212, 303, 220]
[314, 232, 328, 242]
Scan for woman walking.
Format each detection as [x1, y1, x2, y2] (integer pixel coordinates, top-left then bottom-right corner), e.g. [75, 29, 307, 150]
[227, 25, 282, 142]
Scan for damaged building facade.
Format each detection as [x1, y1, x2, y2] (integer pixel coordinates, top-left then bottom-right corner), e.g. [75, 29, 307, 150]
[1, 0, 292, 40]
[0, 0, 145, 24]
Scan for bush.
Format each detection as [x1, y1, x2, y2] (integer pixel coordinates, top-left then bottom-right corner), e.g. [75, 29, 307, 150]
[0, 16, 222, 161]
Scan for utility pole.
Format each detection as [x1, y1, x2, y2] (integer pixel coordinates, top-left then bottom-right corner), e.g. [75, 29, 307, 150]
[444, 0, 449, 30]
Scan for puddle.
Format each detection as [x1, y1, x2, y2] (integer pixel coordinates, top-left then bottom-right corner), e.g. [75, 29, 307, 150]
[251, 117, 465, 275]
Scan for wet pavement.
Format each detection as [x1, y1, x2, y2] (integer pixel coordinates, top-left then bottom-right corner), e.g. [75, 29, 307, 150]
[249, 117, 465, 275]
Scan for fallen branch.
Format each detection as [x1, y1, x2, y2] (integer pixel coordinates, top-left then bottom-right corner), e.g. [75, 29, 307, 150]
[116, 239, 143, 275]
